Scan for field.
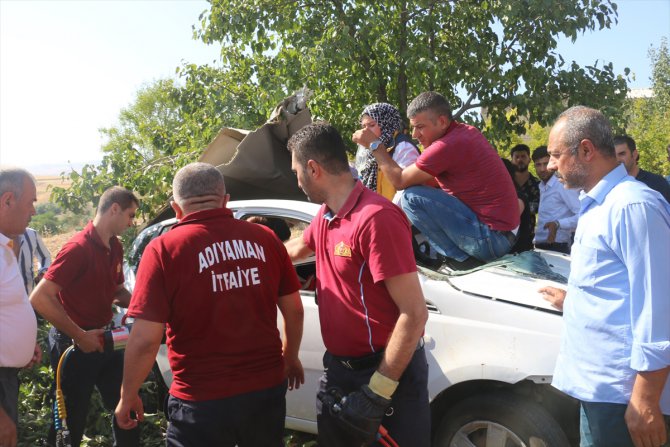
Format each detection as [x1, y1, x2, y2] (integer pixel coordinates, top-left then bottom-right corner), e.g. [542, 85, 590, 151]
[34, 175, 77, 255]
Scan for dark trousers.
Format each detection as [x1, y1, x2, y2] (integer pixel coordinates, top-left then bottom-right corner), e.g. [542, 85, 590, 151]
[535, 242, 571, 254]
[165, 381, 288, 447]
[47, 327, 140, 447]
[580, 401, 670, 447]
[0, 367, 20, 424]
[317, 348, 431, 447]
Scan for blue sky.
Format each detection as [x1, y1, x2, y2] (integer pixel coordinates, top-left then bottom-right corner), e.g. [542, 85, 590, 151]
[1, 0, 668, 174]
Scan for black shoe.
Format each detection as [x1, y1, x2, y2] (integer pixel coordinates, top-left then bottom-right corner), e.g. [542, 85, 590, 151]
[443, 256, 485, 271]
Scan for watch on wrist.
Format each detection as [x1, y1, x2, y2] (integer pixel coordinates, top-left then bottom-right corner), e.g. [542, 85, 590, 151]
[369, 140, 382, 151]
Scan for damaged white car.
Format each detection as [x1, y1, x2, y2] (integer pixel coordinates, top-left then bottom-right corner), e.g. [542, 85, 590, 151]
[123, 92, 579, 447]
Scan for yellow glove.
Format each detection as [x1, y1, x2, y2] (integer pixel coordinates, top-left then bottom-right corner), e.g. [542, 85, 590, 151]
[368, 371, 399, 400]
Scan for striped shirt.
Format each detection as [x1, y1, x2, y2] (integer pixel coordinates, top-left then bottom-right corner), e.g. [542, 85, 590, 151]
[18, 228, 51, 295]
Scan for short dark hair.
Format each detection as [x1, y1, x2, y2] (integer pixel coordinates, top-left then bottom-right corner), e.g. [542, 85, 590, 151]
[510, 144, 530, 156]
[613, 135, 636, 153]
[556, 106, 615, 158]
[407, 91, 453, 120]
[246, 216, 291, 242]
[287, 122, 350, 175]
[97, 186, 139, 214]
[532, 145, 549, 161]
[0, 168, 34, 199]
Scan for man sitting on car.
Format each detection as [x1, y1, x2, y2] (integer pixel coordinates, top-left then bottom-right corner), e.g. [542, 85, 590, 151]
[352, 91, 520, 271]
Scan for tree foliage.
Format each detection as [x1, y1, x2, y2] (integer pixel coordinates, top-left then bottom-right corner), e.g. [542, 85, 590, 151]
[197, 0, 629, 145]
[625, 38, 670, 175]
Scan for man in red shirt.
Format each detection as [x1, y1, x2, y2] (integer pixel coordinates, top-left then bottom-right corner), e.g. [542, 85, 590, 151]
[115, 163, 304, 447]
[31, 186, 140, 447]
[286, 123, 429, 446]
[353, 91, 520, 270]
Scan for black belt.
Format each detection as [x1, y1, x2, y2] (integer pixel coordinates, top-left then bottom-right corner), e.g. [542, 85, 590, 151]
[334, 339, 425, 371]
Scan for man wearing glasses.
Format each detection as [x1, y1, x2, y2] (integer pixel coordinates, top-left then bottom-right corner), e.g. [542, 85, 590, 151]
[539, 106, 670, 447]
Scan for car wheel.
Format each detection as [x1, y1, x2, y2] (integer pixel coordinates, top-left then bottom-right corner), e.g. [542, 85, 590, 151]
[434, 392, 571, 447]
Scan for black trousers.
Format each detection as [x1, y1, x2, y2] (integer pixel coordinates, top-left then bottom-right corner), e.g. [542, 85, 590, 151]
[317, 348, 431, 447]
[0, 367, 19, 424]
[535, 242, 571, 254]
[165, 381, 288, 447]
[47, 327, 140, 447]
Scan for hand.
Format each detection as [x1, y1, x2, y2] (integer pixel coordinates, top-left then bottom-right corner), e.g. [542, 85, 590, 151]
[352, 128, 378, 149]
[543, 221, 559, 243]
[625, 393, 668, 447]
[337, 385, 391, 443]
[0, 408, 17, 447]
[538, 286, 566, 311]
[74, 329, 105, 353]
[284, 355, 304, 391]
[23, 343, 42, 368]
[114, 394, 144, 430]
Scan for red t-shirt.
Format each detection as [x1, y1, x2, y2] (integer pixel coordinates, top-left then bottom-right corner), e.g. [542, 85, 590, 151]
[304, 181, 417, 357]
[416, 121, 520, 231]
[128, 207, 301, 401]
[44, 221, 124, 329]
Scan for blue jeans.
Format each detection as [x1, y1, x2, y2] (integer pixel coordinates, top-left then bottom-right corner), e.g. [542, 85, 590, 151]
[580, 401, 670, 447]
[400, 186, 513, 262]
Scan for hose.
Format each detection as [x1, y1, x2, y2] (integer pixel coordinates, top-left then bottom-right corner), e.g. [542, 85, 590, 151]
[54, 345, 74, 447]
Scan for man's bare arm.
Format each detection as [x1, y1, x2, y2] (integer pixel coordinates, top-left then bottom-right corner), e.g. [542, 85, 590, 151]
[378, 272, 428, 381]
[115, 319, 165, 429]
[30, 279, 103, 353]
[277, 291, 305, 390]
[285, 236, 314, 262]
[113, 285, 132, 308]
[352, 129, 433, 190]
[625, 367, 670, 447]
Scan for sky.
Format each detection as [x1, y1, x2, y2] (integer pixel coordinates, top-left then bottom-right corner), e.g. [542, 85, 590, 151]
[1, 0, 669, 175]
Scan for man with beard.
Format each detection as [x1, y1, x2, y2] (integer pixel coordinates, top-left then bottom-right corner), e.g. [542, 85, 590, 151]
[613, 135, 670, 203]
[286, 123, 429, 447]
[510, 144, 540, 240]
[539, 106, 670, 447]
[531, 145, 580, 254]
[353, 91, 519, 270]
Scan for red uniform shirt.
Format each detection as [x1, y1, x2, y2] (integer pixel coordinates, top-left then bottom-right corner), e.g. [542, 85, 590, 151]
[304, 181, 417, 357]
[44, 221, 124, 329]
[128, 208, 301, 401]
[416, 121, 520, 231]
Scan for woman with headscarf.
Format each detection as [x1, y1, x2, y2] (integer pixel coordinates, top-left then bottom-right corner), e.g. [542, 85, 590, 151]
[355, 103, 420, 203]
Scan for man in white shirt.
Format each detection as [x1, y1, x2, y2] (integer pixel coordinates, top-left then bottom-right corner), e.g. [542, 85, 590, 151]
[0, 168, 42, 447]
[17, 228, 51, 295]
[532, 146, 580, 254]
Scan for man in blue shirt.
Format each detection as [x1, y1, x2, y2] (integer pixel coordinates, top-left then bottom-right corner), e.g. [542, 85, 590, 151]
[539, 106, 670, 447]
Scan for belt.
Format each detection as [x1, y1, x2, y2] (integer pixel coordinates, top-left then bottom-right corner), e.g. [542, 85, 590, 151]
[334, 339, 425, 371]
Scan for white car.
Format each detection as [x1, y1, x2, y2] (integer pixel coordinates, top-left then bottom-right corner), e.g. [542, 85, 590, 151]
[124, 198, 579, 447]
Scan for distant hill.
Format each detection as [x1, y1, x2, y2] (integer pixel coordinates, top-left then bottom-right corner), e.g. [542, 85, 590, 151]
[0, 161, 95, 176]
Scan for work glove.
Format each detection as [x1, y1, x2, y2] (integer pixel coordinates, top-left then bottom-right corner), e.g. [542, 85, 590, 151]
[336, 384, 392, 443]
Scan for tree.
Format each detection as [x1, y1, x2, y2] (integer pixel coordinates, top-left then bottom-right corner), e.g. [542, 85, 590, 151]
[197, 0, 629, 145]
[625, 38, 670, 175]
[50, 73, 266, 220]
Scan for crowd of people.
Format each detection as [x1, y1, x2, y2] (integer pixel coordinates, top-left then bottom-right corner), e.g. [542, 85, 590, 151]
[1, 91, 669, 447]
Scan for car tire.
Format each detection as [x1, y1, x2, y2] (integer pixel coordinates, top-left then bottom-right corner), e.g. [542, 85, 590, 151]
[433, 392, 571, 447]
